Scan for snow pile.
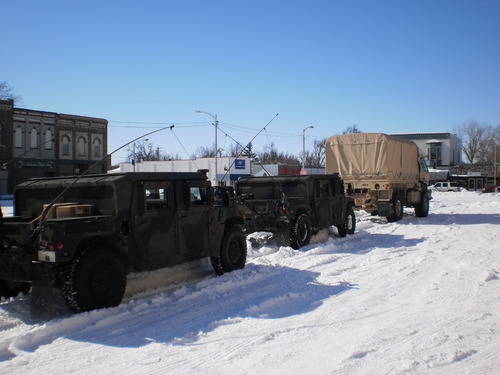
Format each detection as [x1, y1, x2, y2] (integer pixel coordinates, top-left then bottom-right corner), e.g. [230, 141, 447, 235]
[0, 191, 499, 374]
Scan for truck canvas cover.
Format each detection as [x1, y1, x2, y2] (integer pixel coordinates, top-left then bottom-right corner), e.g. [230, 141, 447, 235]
[325, 133, 420, 181]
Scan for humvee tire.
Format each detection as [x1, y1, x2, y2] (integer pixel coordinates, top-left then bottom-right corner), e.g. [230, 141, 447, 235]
[386, 198, 403, 223]
[415, 193, 430, 217]
[211, 227, 247, 275]
[61, 248, 126, 312]
[346, 207, 356, 235]
[290, 213, 313, 249]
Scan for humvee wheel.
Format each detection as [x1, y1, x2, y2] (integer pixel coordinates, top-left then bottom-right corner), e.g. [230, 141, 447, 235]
[346, 207, 356, 235]
[290, 213, 312, 249]
[61, 248, 126, 312]
[211, 227, 247, 275]
[415, 193, 429, 217]
[386, 199, 403, 223]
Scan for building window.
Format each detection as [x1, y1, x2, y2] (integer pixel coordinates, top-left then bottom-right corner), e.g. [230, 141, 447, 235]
[61, 135, 71, 156]
[30, 128, 38, 149]
[93, 137, 102, 158]
[77, 136, 87, 157]
[14, 125, 23, 148]
[45, 129, 53, 150]
[426, 142, 442, 167]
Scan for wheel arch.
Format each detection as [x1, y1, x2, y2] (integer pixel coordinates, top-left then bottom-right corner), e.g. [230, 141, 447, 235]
[74, 235, 130, 271]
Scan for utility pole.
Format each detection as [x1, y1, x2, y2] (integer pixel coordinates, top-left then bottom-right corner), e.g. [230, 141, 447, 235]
[215, 114, 218, 185]
[195, 110, 219, 185]
[494, 142, 497, 188]
[302, 125, 314, 169]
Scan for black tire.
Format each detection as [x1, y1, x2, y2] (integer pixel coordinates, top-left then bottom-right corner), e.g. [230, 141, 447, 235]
[386, 198, 403, 223]
[211, 227, 247, 275]
[415, 193, 430, 217]
[346, 207, 356, 234]
[290, 213, 313, 249]
[61, 248, 126, 312]
[0, 280, 30, 298]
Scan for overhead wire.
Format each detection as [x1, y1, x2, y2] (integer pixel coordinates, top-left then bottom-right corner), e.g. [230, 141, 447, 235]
[170, 126, 200, 170]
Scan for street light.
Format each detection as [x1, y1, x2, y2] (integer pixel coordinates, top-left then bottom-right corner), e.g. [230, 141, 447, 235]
[302, 125, 314, 169]
[195, 110, 219, 184]
[133, 138, 148, 172]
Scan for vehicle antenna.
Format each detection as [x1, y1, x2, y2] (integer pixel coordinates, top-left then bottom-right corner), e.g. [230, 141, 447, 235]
[37, 125, 175, 228]
[213, 114, 288, 206]
[220, 113, 279, 182]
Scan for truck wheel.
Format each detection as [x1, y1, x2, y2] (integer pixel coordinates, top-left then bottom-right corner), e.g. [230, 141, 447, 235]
[61, 248, 126, 312]
[386, 199, 403, 223]
[415, 193, 429, 217]
[211, 227, 247, 275]
[290, 213, 312, 249]
[346, 207, 356, 234]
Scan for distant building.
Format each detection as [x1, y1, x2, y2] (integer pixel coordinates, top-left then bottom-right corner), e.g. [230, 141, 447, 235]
[391, 132, 462, 168]
[251, 163, 325, 176]
[113, 156, 252, 186]
[0, 99, 108, 195]
[0, 100, 14, 195]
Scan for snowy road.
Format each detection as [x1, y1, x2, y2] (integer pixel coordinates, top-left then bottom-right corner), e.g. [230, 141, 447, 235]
[1, 191, 499, 374]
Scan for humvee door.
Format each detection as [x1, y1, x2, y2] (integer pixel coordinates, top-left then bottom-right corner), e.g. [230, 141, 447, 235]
[176, 180, 214, 261]
[134, 180, 177, 269]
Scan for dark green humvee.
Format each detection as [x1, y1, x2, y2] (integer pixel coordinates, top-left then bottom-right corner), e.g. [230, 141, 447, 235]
[0, 172, 246, 313]
[236, 174, 356, 249]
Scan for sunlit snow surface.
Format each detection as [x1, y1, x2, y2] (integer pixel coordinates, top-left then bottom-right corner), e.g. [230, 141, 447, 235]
[1, 192, 499, 374]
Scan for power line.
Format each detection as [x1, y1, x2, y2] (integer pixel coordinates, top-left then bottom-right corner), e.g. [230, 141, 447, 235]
[170, 127, 200, 170]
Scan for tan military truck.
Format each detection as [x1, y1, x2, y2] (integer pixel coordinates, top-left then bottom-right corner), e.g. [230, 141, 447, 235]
[325, 133, 431, 222]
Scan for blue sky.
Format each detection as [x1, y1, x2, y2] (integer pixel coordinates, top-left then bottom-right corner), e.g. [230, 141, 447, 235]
[2, 0, 500, 163]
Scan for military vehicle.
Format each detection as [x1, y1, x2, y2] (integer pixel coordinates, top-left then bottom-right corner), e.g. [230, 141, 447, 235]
[236, 174, 355, 249]
[0, 171, 247, 312]
[325, 133, 431, 222]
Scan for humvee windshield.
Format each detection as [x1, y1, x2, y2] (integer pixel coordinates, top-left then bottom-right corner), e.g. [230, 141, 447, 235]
[15, 185, 115, 218]
[238, 181, 306, 200]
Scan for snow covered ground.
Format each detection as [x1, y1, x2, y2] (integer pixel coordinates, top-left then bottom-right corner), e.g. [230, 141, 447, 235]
[0, 191, 499, 374]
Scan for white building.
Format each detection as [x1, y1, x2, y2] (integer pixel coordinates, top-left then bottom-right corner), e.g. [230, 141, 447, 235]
[113, 156, 252, 186]
[391, 132, 462, 168]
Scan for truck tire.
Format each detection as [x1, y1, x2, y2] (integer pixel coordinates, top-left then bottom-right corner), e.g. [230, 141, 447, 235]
[386, 198, 403, 223]
[61, 248, 126, 312]
[290, 213, 313, 249]
[415, 193, 430, 217]
[346, 207, 356, 235]
[211, 227, 247, 275]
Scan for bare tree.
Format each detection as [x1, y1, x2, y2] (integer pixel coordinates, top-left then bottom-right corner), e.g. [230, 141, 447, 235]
[0, 81, 21, 102]
[256, 142, 300, 165]
[476, 125, 500, 163]
[126, 140, 179, 162]
[193, 144, 217, 158]
[342, 124, 361, 134]
[459, 121, 488, 163]
[302, 138, 326, 168]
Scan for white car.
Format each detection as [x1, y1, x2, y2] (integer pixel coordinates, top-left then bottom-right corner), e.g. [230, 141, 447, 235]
[431, 182, 460, 192]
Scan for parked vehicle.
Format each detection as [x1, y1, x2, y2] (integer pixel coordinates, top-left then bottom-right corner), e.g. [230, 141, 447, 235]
[325, 133, 431, 222]
[0, 171, 247, 313]
[431, 181, 460, 192]
[236, 174, 355, 249]
[481, 185, 500, 193]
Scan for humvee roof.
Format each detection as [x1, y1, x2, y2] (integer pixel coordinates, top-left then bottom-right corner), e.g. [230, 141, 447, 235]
[16, 172, 208, 189]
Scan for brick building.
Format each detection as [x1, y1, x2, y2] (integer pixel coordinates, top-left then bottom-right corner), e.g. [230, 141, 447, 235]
[0, 100, 108, 195]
